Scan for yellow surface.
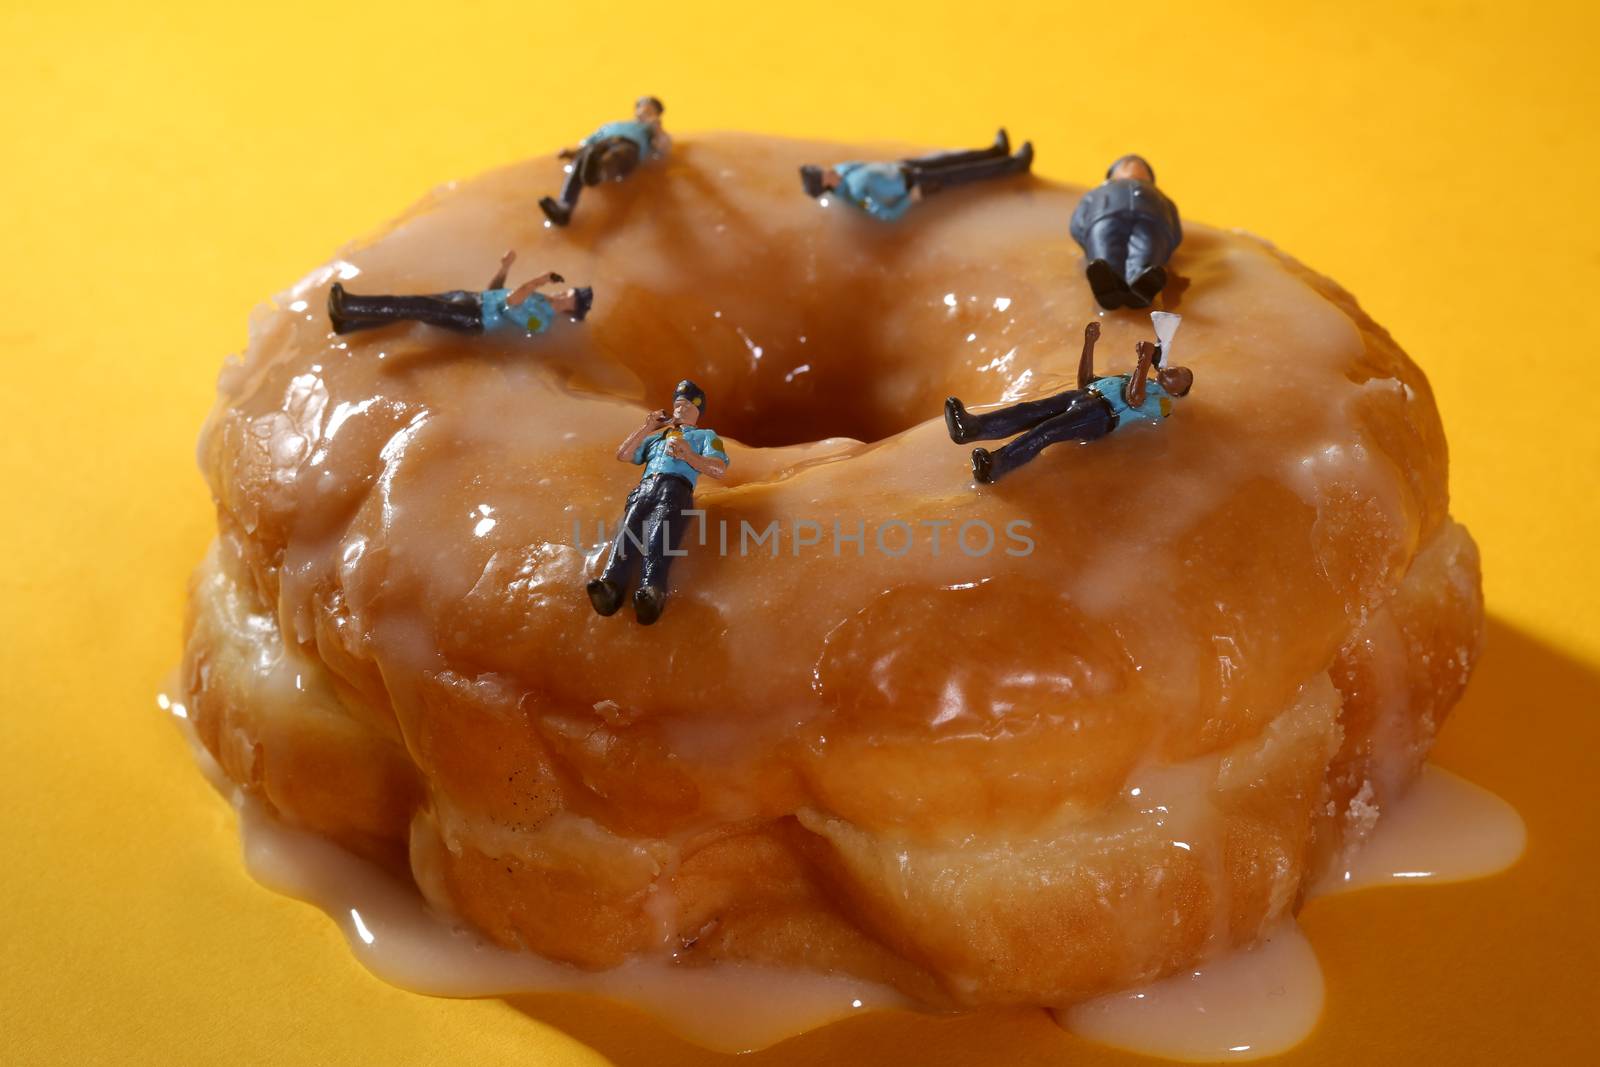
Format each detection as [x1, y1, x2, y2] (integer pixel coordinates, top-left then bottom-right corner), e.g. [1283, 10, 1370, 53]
[3, 1, 1598, 1064]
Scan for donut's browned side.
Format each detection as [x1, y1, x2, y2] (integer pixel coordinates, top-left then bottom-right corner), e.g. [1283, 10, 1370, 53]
[180, 134, 1482, 1009]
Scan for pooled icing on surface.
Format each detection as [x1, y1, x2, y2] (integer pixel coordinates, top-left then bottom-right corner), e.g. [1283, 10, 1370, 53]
[167, 683, 1521, 1060]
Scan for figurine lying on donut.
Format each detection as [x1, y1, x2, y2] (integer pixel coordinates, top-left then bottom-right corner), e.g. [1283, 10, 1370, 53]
[945, 314, 1194, 483]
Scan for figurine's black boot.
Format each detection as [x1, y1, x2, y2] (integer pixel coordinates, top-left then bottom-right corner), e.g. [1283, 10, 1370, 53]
[326, 282, 376, 335]
[945, 396, 974, 443]
[632, 585, 667, 626]
[539, 196, 573, 227]
[971, 447, 995, 484]
[586, 577, 625, 616]
[327, 282, 351, 334]
[326, 282, 397, 335]
[1085, 259, 1128, 310]
[1128, 266, 1168, 307]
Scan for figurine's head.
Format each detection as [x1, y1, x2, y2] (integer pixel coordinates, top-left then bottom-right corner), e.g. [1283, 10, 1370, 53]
[571, 287, 593, 321]
[636, 96, 665, 123]
[672, 379, 707, 425]
[1157, 364, 1194, 397]
[799, 165, 838, 198]
[552, 287, 594, 321]
[799, 165, 825, 198]
[1107, 154, 1155, 184]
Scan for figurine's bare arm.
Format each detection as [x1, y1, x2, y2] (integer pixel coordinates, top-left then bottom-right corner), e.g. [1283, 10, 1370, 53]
[1125, 341, 1157, 407]
[650, 125, 673, 158]
[487, 249, 517, 291]
[505, 272, 565, 306]
[665, 438, 727, 479]
[1077, 321, 1101, 390]
[617, 411, 671, 461]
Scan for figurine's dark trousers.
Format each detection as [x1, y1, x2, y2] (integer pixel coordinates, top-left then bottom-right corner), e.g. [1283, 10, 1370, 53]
[902, 140, 1031, 195]
[964, 391, 1116, 482]
[1082, 212, 1177, 285]
[331, 289, 484, 335]
[553, 138, 643, 213]
[599, 473, 696, 596]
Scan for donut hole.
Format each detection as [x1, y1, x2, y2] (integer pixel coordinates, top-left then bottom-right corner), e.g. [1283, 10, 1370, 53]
[684, 339, 934, 449]
[551, 138, 1060, 448]
[538, 138, 1082, 448]
[595, 281, 952, 448]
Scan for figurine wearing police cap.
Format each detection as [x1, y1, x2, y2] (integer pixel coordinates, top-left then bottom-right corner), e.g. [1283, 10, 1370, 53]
[539, 95, 671, 227]
[944, 313, 1192, 483]
[587, 380, 729, 625]
[798, 129, 1033, 222]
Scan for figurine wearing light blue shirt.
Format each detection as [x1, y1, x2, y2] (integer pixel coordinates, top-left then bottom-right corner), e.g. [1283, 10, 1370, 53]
[587, 379, 729, 625]
[943, 315, 1194, 483]
[540, 96, 671, 227]
[327, 250, 592, 336]
[799, 129, 1033, 222]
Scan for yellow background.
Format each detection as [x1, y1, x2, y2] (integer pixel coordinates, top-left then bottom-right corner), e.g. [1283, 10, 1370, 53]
[4, 1, 1598, 1064]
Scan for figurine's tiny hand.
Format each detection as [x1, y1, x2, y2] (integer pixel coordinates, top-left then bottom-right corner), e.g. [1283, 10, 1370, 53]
[500, 249, 517, 266]
[664, 437, 691, 460]
[645, 409, 671, 430]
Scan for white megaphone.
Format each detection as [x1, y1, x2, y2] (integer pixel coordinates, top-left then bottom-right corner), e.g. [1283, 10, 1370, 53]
[1150, 311, 1181, 364]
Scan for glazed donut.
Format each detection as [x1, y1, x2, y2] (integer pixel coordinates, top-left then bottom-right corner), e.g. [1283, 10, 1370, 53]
[180, 133, 1482, 1007]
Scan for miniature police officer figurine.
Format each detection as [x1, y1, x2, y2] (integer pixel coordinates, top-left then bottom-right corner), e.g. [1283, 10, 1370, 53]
[944, 315, 1194, 483]
[1069, 154, 1183, 310]
[327, 250, 592, 336]
[587, 380, 729, 625]
[539, 96, 671, 227]
[799, 130, 1033, 222]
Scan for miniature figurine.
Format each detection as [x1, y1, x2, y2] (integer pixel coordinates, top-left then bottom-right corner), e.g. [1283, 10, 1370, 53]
[799, 129, 1033, 222]
[327, 250, 591, 336]
[539, 96, 671, 227]
[587, 380, 729, 625]
[944, 314, 1193, 484]
[1069, 154, 1183, 310]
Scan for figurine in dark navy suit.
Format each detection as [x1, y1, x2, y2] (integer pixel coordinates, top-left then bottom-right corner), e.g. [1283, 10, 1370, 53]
[1069, 154, 1182, 310]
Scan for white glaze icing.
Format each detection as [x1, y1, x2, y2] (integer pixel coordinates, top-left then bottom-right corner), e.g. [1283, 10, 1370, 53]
[1057, 924, 1323, 1062]
[1312, 764, 1525, 895]
[1057, 763, 1525, 1061]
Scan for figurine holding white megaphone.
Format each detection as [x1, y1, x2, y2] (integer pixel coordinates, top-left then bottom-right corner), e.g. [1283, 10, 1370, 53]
[943, 312, 1195, 484]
